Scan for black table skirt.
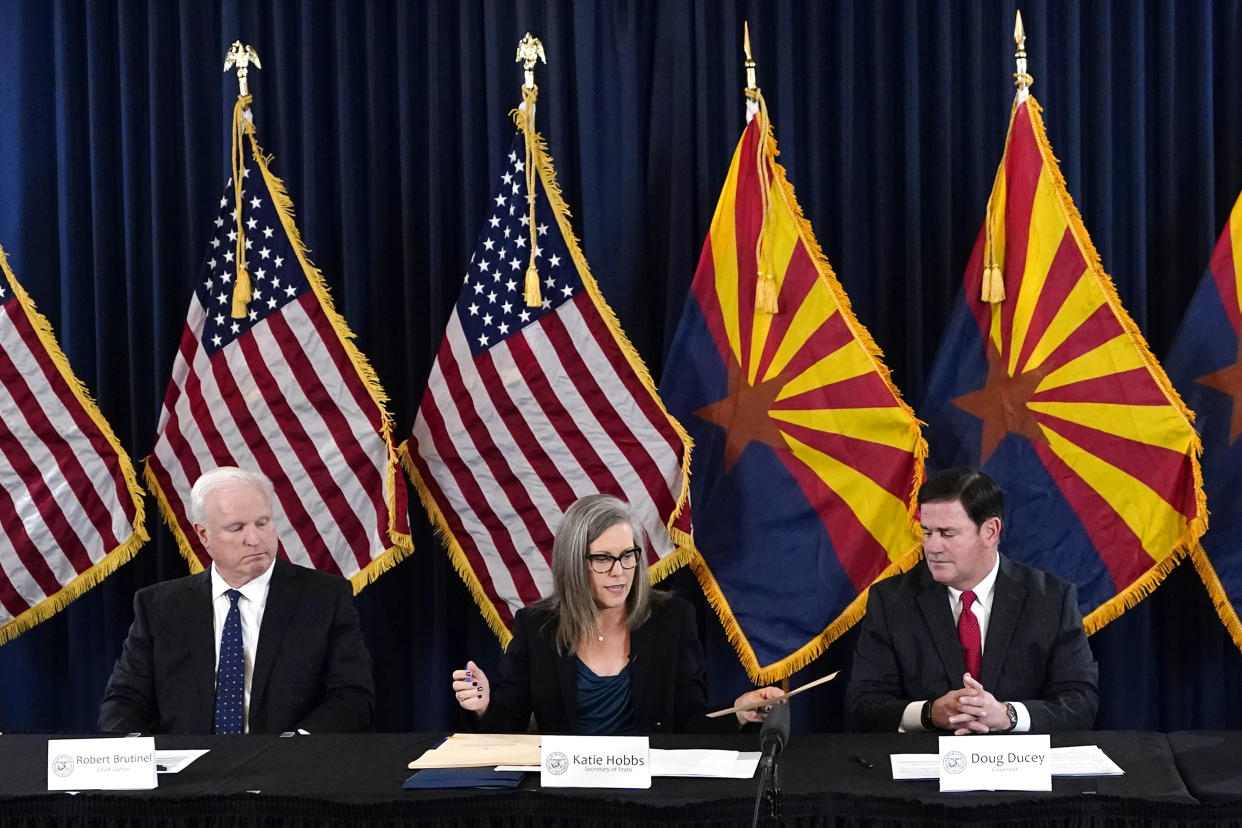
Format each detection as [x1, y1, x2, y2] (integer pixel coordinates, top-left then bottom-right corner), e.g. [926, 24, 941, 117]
[0, 731, 1239, 827]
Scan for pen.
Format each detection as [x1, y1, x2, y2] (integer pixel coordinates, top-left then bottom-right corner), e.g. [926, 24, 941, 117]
[853, 755, 874, 769]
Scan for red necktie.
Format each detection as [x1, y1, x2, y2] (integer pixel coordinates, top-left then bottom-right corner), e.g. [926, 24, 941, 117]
[958, 590, 982, 679]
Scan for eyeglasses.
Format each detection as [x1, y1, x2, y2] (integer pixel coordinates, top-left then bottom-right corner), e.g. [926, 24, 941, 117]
[585, 547, 640, 574]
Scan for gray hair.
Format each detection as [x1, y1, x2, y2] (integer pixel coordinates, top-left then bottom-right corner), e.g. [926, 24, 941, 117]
[190, 467, 276, 524]
[542, 494, 655, 655]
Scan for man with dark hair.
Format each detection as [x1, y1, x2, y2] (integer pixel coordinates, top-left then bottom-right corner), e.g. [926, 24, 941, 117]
[845, 466, 1098, 733]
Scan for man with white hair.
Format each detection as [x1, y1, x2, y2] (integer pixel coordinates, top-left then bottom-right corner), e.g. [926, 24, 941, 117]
[99, 467, 374, 734]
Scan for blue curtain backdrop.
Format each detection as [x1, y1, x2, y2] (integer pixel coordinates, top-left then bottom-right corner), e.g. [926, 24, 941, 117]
[0, 0, 1240, 733]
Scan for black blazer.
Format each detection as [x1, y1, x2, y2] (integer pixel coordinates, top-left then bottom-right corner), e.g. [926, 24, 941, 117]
[99, 559, 374, 734]
[480, 594, 731, 734]
[845, 555, 1098, 732]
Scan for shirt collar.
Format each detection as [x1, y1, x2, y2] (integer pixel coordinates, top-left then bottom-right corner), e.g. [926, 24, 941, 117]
[947, 552, 1001, 607]
[210, 558, 276, 603]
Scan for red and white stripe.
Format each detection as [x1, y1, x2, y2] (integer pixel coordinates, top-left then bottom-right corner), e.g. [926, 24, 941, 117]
[0, 288, 141, 632]
[411, 292, 687, 626]
[147, 292, 403, 579]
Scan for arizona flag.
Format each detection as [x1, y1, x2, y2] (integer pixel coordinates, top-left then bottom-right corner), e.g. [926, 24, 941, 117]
[661, 98, 926, 684]
[1164, 190, 1242, 651]
[922, 94, 1205, 631]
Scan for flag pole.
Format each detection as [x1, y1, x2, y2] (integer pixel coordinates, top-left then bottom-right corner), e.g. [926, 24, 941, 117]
[515, 33, 546, 308]
[742, 22, 778, 314]
[223, 41, 261, 319]
[980, 14, 1033, 306]
[1014, 10, 1032, 101]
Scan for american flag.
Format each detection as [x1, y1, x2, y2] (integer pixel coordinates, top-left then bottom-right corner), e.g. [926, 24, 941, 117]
[404, 133, 693, 642]
[0, 244, 147, 642]
[145, 124, 411, 587]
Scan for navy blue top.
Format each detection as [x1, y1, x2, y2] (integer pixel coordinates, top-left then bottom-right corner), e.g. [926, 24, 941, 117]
[575, 658, 634, 735]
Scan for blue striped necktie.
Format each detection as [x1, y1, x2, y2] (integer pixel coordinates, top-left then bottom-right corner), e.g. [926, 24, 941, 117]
[214, 589, 245, 734]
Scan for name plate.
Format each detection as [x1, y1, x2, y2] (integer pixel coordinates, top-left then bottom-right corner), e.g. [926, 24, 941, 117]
[938, 734, 1051, 792]
[540, 735, 651, 789]
[48, 737, 157, 791]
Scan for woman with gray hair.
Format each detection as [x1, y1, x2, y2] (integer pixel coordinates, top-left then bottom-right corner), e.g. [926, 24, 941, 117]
[450, 494, 782, 734]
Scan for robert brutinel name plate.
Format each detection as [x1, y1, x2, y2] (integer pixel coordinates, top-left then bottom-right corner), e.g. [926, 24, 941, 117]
[48, 737, 158, 791]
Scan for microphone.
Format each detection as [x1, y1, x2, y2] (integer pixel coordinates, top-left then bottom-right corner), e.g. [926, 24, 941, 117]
[759, 702, 790, 761]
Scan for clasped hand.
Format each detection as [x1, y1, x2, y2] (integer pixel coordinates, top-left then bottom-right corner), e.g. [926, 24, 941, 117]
[931, 672, 1010, 734]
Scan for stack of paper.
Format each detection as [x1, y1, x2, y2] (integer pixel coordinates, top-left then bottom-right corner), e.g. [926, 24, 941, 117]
[408, 733, 541, 769]
[1048, 745, 1124, 776]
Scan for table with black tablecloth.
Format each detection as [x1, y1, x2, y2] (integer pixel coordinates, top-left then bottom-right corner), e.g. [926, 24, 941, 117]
[0, 731, 1233, 827]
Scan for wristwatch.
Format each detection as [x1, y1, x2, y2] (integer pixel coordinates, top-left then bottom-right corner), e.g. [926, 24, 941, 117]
[1003, 702, 1018, 731]
[921, 700, 935, 731]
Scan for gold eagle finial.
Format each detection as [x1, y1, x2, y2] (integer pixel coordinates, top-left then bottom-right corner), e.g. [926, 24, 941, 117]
[224, 41, 262, 97]
[515, 33, 546, 90]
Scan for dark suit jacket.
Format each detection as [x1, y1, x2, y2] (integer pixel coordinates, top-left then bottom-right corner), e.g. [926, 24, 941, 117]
[480, 593, 732, 734]
[99, 559, 374, 734]
[845, 555, 1098, 733]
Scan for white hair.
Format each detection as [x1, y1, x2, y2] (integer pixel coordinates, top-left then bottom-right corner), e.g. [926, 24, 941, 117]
[189, 467, 276, 524]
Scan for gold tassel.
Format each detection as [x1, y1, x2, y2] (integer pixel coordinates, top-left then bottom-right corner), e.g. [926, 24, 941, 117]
[524, 262, 541, 306]
[980, 158, 1008, 305]
[230, 94, 255, 319]
[755, 273, 778, 313]
[751, 92, 779, 314]
[981, 265, 1005, 303]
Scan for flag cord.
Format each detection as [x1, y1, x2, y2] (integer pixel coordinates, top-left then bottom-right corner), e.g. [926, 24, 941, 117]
[516, 85, 543, 308]
[751, 91, 778, 314]
[230, 94, 256, 319]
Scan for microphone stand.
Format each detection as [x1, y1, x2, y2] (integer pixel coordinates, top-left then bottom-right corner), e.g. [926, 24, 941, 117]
[750, 750, 782, 827]
[750, 702, 789, 828]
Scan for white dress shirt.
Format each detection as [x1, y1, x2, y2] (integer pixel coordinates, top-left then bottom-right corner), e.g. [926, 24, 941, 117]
[899, 555, 1031, 732]
[210, 561, 275, 734]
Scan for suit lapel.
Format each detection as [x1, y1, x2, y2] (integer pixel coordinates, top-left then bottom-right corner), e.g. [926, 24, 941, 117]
[915, 567, 964, 687]
[251, 560, 298, 716]
[982, 555, 1026, 690]
[554, 645, 578, 732]
[182, 571, 216, 730]
[627, 617, 655, 729]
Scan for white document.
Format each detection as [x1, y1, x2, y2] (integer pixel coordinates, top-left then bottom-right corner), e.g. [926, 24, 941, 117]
[891, 744, 1124, 780]
[1048, 745, 1124, 776]
[890, 753, 942, 780]
[154, 749, 209, 774]
[650, 749, 739, 777]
